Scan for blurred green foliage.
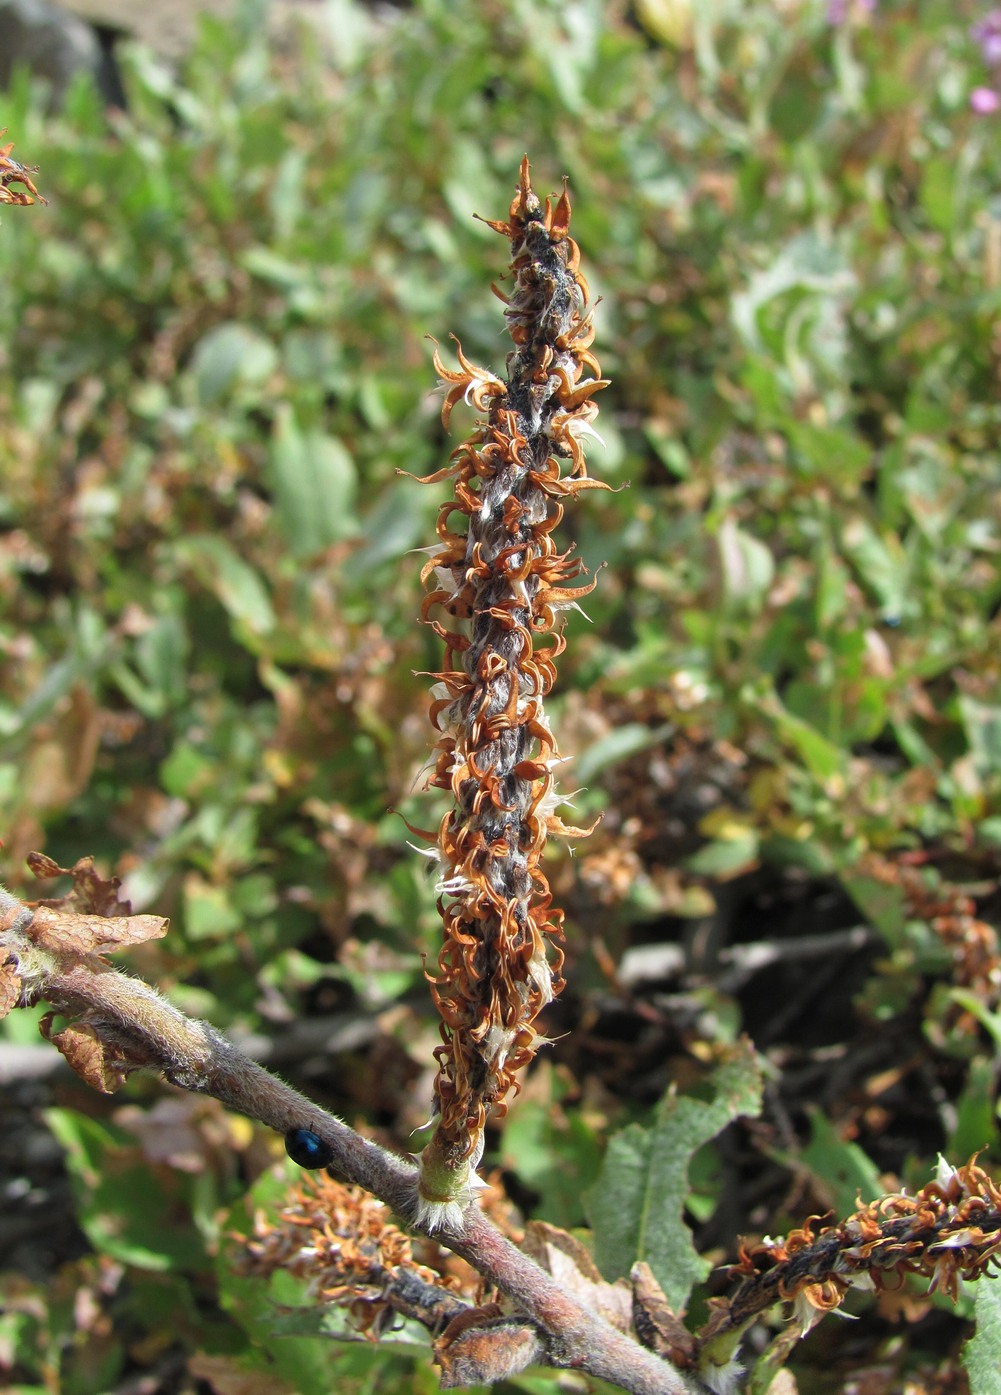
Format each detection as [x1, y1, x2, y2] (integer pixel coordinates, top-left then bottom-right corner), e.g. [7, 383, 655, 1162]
[2, 0, 1001, 1390]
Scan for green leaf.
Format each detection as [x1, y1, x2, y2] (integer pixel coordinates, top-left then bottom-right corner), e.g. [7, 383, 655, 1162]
[129, 609, 189, 715]
[840, 516, 909, 619]
[268, 1302, 430, 1352]
[499, 1062, 603, 1229]
[747, 1327, 801, 1395]
[840, 871, 907, 947]
[571, 722, 673, 785]
[800, 1110, 882, 1218]
[786, 420, 872, 490]
[964, 1275, 1001, 1395]
[949, 1056, 999, 1160]
[240, 246, 310, 290]
[190, 322, 279, 405]
[920, 155, 957, 235]
[685, 831, 760, 878]
[762, 698, 846, 783]
[175, 536, 275, 636]
[731, 232, 854, 353]
[183, 876, 243, 941]
[946, 992, 1001, 1055]
[716, 517, 774, 612]
[959, 696, 1001, 780]
[351, 486, 434, 572]
[268, 406, 359, 558]
[586, 1039, 764, 1310]
[45, 1110, 209, 1272]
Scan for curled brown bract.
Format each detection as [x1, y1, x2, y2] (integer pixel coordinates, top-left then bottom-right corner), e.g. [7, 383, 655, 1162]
[0, 131, 47, 205]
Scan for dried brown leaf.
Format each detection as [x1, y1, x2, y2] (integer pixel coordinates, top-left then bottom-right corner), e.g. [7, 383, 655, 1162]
[21, 854, 167, 956]
[522, 1220, 633, 1332]
[630, 1261, 696, 1366]
[41, 1018, 131, 1093]
[522, 1219, 603, 1281]
[27, 904, 168, 956]
[0, 959, 22, 1018]
[28, 852, 135, 917]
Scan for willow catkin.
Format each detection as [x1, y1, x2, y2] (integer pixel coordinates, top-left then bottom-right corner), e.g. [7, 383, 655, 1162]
[410, 159, 608, 1230]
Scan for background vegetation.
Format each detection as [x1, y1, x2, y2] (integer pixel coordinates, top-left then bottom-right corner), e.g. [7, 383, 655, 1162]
[1, 0, 1000, 1391]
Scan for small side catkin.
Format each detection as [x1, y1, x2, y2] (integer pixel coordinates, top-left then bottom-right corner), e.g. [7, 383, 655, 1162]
[694, 1155, 1001, 1395]
[410, 159, 608, 1230]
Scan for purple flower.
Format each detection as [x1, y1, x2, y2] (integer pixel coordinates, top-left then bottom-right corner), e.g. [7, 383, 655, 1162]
[827, 0, 876, 23]
[971, 12, 1001, 67]
[970, 12, 1001, 113]
[971, 85, 1001, 113]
